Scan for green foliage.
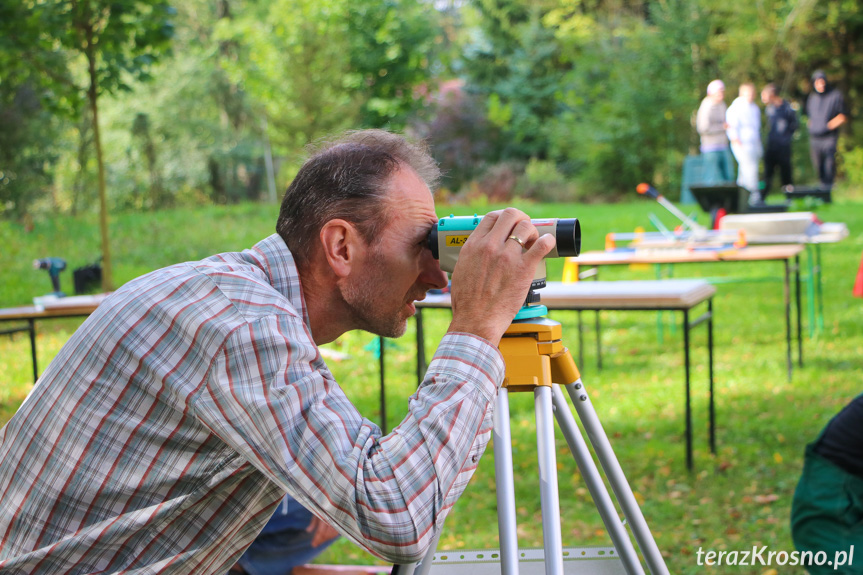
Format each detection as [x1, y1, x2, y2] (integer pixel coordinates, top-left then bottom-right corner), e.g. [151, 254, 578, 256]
[3, 0, 863, 219]
[345, 0, 440, 128]
[0, 0, 175, 104]
[0, 81, 63, 217]
[462, 1, 568, 160]
[838, 140, 863, 188]
[516, 157, 577, 202]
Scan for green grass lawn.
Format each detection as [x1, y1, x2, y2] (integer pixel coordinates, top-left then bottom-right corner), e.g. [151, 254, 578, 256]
[1, 196, 861, 574]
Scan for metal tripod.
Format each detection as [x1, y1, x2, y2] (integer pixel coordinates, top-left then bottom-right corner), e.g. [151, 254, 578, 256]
[394, 316, 670, 575]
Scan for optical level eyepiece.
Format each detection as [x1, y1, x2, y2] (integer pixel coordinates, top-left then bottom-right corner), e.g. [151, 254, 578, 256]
[553, 218, 581, 257]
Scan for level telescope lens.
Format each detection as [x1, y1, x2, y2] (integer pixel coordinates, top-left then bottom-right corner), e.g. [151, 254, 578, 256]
[555, 218, 581, 257]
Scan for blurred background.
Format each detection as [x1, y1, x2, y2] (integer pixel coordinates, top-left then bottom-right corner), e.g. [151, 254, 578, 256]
[1, 0, 861, 289]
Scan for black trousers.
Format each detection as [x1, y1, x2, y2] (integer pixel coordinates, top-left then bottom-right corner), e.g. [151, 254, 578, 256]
[809, 135, 838, 188]
[764, 143, 793, 198]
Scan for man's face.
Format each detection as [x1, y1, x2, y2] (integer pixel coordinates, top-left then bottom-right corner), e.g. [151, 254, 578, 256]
[710, 89, 725, 104]
[740, 85, 755, 103]
[340, 166, 448, 338]
[814, 78, 826, 93]
[761, 89, 772, 105]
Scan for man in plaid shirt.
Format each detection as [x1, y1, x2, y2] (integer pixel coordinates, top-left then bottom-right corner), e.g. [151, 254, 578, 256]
[0, 130, 555, 574]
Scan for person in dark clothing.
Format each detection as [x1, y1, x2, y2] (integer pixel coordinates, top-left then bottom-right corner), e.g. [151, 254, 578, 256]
[760, 83, 798, 199]
[791, 394, 863, 574]
[805, 70, 848, 189]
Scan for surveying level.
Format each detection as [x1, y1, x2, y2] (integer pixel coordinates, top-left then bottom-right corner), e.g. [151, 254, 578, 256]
[394, 228, 670, 575]
[428, 215, 581, 319]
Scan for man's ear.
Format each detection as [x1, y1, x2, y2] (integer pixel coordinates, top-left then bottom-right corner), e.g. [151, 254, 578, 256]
[319, 219, 363, 279]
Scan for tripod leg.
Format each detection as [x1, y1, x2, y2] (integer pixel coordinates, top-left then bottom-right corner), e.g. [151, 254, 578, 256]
[494, 388, 521, 575]
[551, 385, 645, 575]
[564, 379, 670, 575]
[534, 386, 564, 575]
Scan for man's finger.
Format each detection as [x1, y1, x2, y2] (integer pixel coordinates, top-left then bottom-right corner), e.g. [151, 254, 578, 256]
[508, 220, 540, 249]
[483, 208, 530, 244]
[525, 234, 556, 261]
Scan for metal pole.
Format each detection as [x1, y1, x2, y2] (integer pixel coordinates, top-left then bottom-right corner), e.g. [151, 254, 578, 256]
[784, 260, 792, 381]
[29, 318, 38, 382]
[683, 309, 692, 471]
[564, 379, 670, 575]
[552, 385, 645, 574]
[534, 386, 563, 575]
[708, 300, 715, 454]
[495, 388, 520, 575]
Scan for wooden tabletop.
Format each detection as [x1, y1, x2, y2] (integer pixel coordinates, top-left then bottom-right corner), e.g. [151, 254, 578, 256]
[0, 294, 109, 322]
[569, 244, 804, 266]
[417, 279, 715, 311]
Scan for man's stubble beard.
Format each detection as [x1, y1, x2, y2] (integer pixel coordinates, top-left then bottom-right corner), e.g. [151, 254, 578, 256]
[340, 250, 410, 339]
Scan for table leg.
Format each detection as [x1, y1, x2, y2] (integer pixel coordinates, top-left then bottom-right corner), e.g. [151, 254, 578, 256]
[577, 310, 584, 369]
[795, 254, 803, 367]
[805, 245, 816, 338]
[29, 319, 38, 382]
[708, 299, 715, 454]
[784, 260, 792, 381]
[683, 308, 692, 472]
[816, 244, 824, 333]
[595, 311, 602, 370]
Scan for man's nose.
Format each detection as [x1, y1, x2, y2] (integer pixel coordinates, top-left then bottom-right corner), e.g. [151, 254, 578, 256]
[420, 250, 449, 290]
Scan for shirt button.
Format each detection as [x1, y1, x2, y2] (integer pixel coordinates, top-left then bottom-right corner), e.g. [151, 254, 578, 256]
[471, 454, 479, 463]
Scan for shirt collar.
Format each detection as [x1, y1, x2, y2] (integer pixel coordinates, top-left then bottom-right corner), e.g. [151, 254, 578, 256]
[248, 234, 309, 325]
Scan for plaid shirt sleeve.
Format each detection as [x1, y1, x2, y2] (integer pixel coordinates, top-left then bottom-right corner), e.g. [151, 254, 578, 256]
[193, 313, 504, 564]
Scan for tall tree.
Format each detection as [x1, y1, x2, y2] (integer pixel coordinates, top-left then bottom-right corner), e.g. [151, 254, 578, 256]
[460, 0, 570, 161]
[1, 0, 174, 290]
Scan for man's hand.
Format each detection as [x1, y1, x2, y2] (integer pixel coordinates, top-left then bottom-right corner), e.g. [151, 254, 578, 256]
[827, 113, 847, 131]
[447, 208, 556, 346]
[306, 515, 340, 548]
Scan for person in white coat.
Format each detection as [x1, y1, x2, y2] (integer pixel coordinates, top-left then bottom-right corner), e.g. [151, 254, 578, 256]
[726, 83, 764, 203]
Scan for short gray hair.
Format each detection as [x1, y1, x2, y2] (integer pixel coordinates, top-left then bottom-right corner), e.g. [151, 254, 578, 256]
[276, 130, 440, 267]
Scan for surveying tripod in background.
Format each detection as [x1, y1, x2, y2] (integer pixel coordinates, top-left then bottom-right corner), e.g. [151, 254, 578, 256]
[393, 316, 670, 575]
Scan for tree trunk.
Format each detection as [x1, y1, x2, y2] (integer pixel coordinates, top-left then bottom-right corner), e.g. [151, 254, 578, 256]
[85, 22, 113, 291]
[72, 112, 91, 216]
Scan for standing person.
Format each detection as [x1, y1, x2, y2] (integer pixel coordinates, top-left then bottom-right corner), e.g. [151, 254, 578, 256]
[760, 83, 798, 200]
[0, 129, 556, 574]
[726, 82, 764, 203]
[805, 70, 848, 190]
[696, 79, 733, 184]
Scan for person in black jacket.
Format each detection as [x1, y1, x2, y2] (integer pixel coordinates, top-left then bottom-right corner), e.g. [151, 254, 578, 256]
[805, 70, 848, 189]
[760, 83, 798, 199]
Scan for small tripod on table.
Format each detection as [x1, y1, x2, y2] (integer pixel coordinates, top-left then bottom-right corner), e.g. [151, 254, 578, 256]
[394, 316, 670, 575]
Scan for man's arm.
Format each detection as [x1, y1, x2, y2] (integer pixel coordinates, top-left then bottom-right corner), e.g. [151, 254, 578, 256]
[827, 90, 848, 132]
[196, 319, 503, 564]
[788, 104, 799, 134]
[725, 103, 741, 146]
[827, 113, 847, 131]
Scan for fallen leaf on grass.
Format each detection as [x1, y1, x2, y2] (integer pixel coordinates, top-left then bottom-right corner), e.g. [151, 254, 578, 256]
[753, 494, 779, 504]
